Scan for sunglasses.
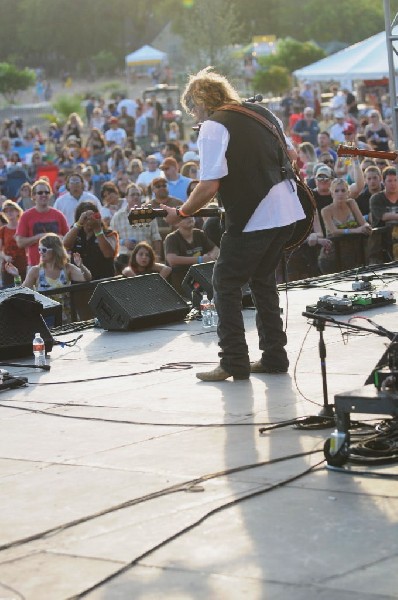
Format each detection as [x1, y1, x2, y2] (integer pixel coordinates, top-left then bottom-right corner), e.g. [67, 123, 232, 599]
[38, 246, 51, 254]
[35, 190, 50, 195]
[316, 175, 331, 180]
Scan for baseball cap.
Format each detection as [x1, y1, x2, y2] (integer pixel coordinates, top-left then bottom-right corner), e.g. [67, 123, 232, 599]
[160, 157, 178, 170]
[343, 123, 356, 135]
[182, 151, 199, 163]
[315, 165, 333, 179]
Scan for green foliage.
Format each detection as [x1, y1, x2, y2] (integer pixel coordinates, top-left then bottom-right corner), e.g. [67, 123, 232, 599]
[0, 62, 35, 102]
[260, 38, 326, 74]
[252, 65, 291, 96]
[51, 94, 84, 124]
[179, 0, 243, 75]
[91, 51, 118, 77]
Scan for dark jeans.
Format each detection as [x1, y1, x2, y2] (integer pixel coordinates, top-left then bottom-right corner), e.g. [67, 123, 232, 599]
[213, 224, 295, 378]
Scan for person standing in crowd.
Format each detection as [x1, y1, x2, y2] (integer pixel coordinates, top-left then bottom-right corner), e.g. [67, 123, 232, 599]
[136, 155, 163, 190]
[15, 179, 69, 267]
[104, 117, 127, 148]
[0, 200, 27, 286]
[162, 67, 305, 381]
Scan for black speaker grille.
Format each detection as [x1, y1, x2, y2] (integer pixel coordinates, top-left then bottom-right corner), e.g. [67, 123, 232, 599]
[89, 274, 189, 330]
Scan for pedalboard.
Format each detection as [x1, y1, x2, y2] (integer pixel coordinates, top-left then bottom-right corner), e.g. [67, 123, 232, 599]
[306, 291, 396, 315]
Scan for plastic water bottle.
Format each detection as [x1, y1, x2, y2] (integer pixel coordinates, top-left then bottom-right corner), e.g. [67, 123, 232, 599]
[200, 293, 212, 328]
[209, 297, 218, 327]
[33, 333, 46, 367]
[14, 275, 22, 287]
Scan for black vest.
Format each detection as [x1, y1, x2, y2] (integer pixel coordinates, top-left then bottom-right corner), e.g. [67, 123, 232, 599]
[209, 103, 294, 234]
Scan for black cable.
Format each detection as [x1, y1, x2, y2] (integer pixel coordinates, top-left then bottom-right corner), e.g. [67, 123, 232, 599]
[68, 458, 325, 599]
[0, 449, 322, 555]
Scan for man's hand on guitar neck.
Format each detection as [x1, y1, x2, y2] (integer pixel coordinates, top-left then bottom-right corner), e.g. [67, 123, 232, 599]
[161, 179, 220, 226]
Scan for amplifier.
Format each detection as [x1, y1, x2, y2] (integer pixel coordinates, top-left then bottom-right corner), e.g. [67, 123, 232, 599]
[0, 286, 62, 328]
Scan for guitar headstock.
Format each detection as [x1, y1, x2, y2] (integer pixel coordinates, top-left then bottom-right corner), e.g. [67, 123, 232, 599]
[337, 144, 360, 157]
[128, 205, 159, 226]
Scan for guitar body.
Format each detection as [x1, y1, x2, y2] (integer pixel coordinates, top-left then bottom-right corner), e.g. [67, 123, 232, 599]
[285, 179, 316, 251]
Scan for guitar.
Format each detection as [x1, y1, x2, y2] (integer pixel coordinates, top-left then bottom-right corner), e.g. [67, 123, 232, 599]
[128, 197, 315, 252]
[337, 144, 398, 161]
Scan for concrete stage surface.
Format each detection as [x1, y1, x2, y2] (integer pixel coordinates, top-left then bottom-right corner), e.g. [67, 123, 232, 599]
[0, 267, 398, 600]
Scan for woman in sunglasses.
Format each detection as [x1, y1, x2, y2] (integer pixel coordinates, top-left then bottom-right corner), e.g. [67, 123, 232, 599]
[5, 232, 91, 321]
[318, 178, 372, 274]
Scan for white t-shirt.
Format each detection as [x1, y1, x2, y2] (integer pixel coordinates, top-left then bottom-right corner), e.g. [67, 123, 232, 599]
[53, 191, 102, 227]
[198, 119, 305, 231]
[104, 128, 127, 146]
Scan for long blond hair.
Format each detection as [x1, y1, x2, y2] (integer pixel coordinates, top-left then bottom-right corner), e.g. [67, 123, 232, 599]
[181, 66, 241, 117]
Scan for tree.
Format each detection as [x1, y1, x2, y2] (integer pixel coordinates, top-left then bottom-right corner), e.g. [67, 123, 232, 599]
[179, 0, 242, 75]
[252, 66, 291, 96]
[0, 63, 35, 103]
[261, 38, 326, 74]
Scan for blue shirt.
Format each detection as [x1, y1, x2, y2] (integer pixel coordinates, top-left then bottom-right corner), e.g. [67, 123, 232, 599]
[166, 174, 191, 201]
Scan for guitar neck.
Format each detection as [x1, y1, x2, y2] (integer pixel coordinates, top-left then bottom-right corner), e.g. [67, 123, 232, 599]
[128, 206, 222, 225]
[337, 145, 398, 161]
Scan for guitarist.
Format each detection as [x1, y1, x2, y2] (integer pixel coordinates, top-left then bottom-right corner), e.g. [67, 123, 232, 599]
[161, 66, 305, 381]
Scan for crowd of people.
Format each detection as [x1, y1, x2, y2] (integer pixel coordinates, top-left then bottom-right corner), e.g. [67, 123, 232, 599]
[0, 80, 397, 324]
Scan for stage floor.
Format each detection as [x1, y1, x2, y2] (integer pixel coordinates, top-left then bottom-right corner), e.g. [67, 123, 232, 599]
[0, 267, 398, 599]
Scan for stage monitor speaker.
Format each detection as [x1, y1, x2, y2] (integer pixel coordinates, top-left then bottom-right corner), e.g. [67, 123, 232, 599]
[182, 262, 253, 308]
[0, 292, 54, 359]
[0, 286, 62, 328]
[88, 274, 190, 331]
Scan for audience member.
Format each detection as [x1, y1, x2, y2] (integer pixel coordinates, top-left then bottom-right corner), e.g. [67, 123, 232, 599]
[15, 179, 69, 266]
[160, 157, 190, 201]
[111, 182, 162, 258]
[122, 241, 170, 279]
[54, 173, 101, 226]
[164, 216, 219, 296]
[0, 200, 27, 286]
[63, 201, 119, 279]
[292, 107, 320, 145]
[364, 110, 393, 151]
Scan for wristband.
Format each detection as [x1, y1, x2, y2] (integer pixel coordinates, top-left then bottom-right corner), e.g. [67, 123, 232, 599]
[95, 229, 104, 237]
[73, 222, 82, 229]
[344, 228, 349, 234]
[177, 207, 189, 218]
[197, 256, 204, 264]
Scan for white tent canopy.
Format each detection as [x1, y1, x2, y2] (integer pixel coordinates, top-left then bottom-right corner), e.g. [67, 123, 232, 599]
[294, 29, 398, 83]
[125, 45, 167, 67]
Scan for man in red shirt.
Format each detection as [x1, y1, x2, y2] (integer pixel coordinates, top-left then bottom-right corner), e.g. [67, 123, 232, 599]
[16, 179, 69, 266]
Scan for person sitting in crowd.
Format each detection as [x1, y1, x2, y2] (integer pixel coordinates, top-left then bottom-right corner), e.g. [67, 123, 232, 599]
[292, 107, 320, 146]
[63, 201, 119, 280]
[319, 178, 372, 274]
[147, 176, 182, 241]
[16, 182, 33, 211]
[160, 156, 191, 201]
[0, 200, 27, 286]
[15, 179, 69, 267]
[128, 158, 144, 183]
[356, 166, 383, 219]
[164, 216, 219, 296]
[111, 182, 162, 258]
[5, 232, 91, 322]
[122, 241, 170, 279]
[99, 181, 124, 227]
[135, 155, 162, 189]
[54, 172, 102, 227]
[370, 167, 398, 260]
[107, 145, 129, 179]
[63, 113, 84, 144]
[364, 109, 393, 152]
[85, 128, 107, 166]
